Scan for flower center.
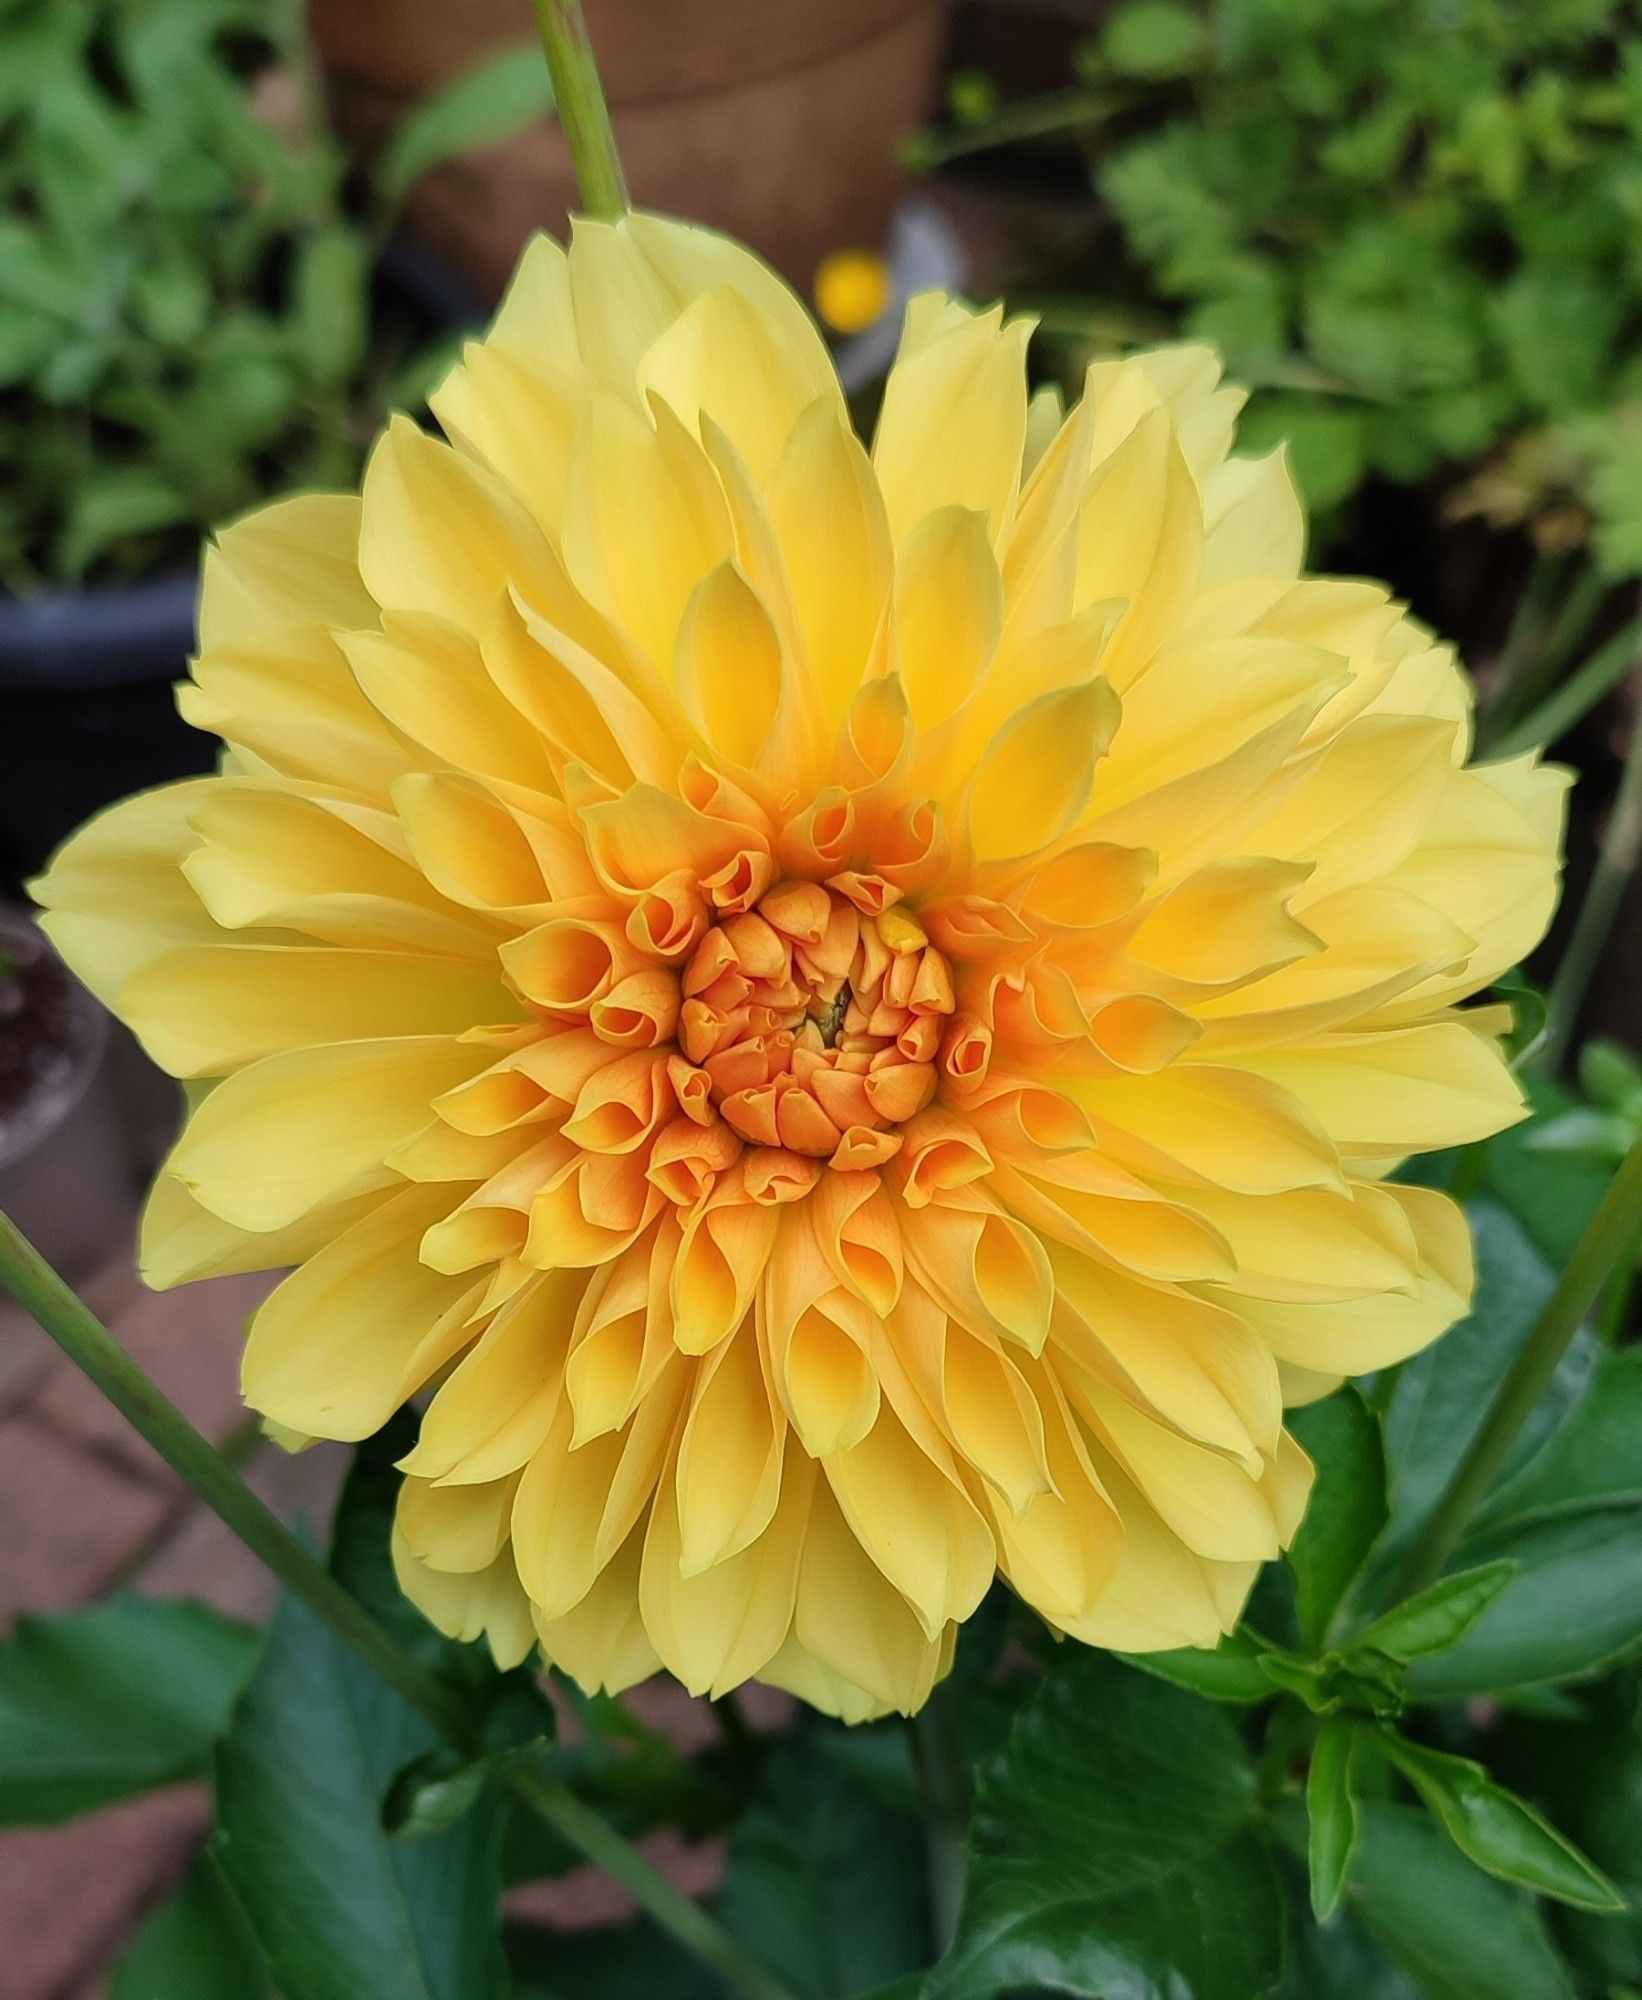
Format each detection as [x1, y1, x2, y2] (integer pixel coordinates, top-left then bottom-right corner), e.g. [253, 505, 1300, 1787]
[671, 881, 956, 1164]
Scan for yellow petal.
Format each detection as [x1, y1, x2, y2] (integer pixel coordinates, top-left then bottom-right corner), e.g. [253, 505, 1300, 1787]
[874, 300, 1031, 544]
[1241, 1022, 1526, 1155]
[121, 943, 515, 1077]
[766, 397, 892, 728]
[358, 415, 554, 630]
[967, 679, 1120, 862]
[241, 1183, 477, 1438]
[895, 506, 1004, 733]
[167, 1036, 487, 1231]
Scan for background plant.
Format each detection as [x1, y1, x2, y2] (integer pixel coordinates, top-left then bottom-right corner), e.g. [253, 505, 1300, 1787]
[0, 0, 552, 592]
[920, 0, 1642, 567]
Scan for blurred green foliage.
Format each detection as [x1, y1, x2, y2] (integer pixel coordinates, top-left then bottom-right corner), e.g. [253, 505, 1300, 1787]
[0, 0, 551, 593]
[940, 0, 1642, 563]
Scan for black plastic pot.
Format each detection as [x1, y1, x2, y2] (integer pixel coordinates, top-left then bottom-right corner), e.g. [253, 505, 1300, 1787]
[0, 574, 208, 891]
[0, 239, 484, 896]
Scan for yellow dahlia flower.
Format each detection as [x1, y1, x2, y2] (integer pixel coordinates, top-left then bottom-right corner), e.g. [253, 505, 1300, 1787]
[33, 214, 1565, 1720]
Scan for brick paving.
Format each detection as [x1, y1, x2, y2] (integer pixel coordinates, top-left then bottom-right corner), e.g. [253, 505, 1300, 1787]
[0, 1256, 329, 1999]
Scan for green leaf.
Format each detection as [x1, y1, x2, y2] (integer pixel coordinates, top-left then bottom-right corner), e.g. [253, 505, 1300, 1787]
[377, 45, 556, 205]
[506, 1918, 717, 1999]
[1371, 1200, 1593, 1583]
[717, 1729, 929, 2000]
[1100, 1, 1207, 78]
[1119, 1626, 1279, 1702]
[1287, 1388, 1387, 1648]
[1306, 1719, 1359, 1920]
[1274, 1869, 1420, 2000]
[292, 225, 369, 389]
[1333, 1802, 1578, 2000]
[1347, 1563, 1518, 1663]
[384, 1746, 496, 1841]
[212, 1431, 507, 2000]
[1494, 1675, 1642, 1991]
[1409, 1504, 1642, 1697]
[1482, 1347, 1642, 1527]
[58, 467, 193, 578]
[1484, 1084, 1617, 1266]
[1580, 1040, 1642, 1115]
[1376, 1735, 1623, 1912]
[110, 1857, 269, 2000]
[927, 1655, 1282, 1999]
[0, 1596, 257, 1826]
[213, 1585, 508, 2000]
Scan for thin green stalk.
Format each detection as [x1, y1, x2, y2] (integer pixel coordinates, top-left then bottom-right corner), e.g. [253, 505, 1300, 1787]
[1540, 678, 1642, 1074]
[0, 1210, 797, 2000]
[1492, 613, 1642, 759]
[507, 1760, 793, 2000]
[528, 0, 627, 219]
[1390, 1130, 1642, 1599]
[906, 86, 1115, 170]
[1475, 548, 1567, 744]
[1492, 563, 1611, 738]
[910, 1685, 971, 1957]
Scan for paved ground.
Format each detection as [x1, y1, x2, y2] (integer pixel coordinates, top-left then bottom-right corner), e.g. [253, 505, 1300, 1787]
[0, 1245, 353, 1999]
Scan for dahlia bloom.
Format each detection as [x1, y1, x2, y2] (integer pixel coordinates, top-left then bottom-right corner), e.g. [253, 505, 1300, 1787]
[35, 215, 1564, 1719]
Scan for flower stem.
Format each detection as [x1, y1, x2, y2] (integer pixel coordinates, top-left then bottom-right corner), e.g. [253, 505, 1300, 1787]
[1539, 676, 1642, 1074]
[1390, 1129, 1642, 1599]
[910, 1684, 971, 1958]
[0, 1209, 796, 2000]
[1490, 602, 1642, 760]
[1488, 563, 1612, 742]
[506, 1760, 794, 2000]
[529, 0, 628, 220]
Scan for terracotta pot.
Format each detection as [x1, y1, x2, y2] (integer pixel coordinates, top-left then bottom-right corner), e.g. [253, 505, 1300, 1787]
[0, 909, 134, 1283]
[307, 0, 952, 300]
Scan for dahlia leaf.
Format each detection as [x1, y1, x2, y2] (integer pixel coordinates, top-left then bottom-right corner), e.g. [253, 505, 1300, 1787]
[1484, 1080, 1619, 1267]
[1346, 1562, 1517, 1664]
[717, 1731, 930, 1999]
[1305, 1718, 1358, 1921]
[1475, 1346, 1642, 1531]
[1120, 1629, 1279, 1704]
[0, 1595, 256, 1827]
[504, 1916, 717, 1998]
[1406, 1504, 1642, 1699]
[928, 1655, 1282, 1999]
[211, 1428, 508, 2000]
[1482, 1676, 1642, 1995]
[1289, 1800, 1579, 2000]
[1370, 1200, 1591, 1585]
[1286, 1388, 1387, 1649]
[212, 1582, 508, 2000]
[109, 1855, 268, 2000]
[1375, 1735, 1623, 1912]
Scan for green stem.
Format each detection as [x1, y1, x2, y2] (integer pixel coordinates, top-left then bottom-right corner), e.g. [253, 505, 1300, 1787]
[1475, 548, 1567, 744]
[1540, 675, 1642, 1074]
[529, 0, 628, 219]
[1491, 611, 1642, 759]
[910, 1684, 971, 1958]
[1492, 564, 1611, 737]
[907, 86, 1115, 171]
[0, 1210, 797, 2000]
[1390, 1130, 1642, 1599]
[507, 1760, 793, 2000]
